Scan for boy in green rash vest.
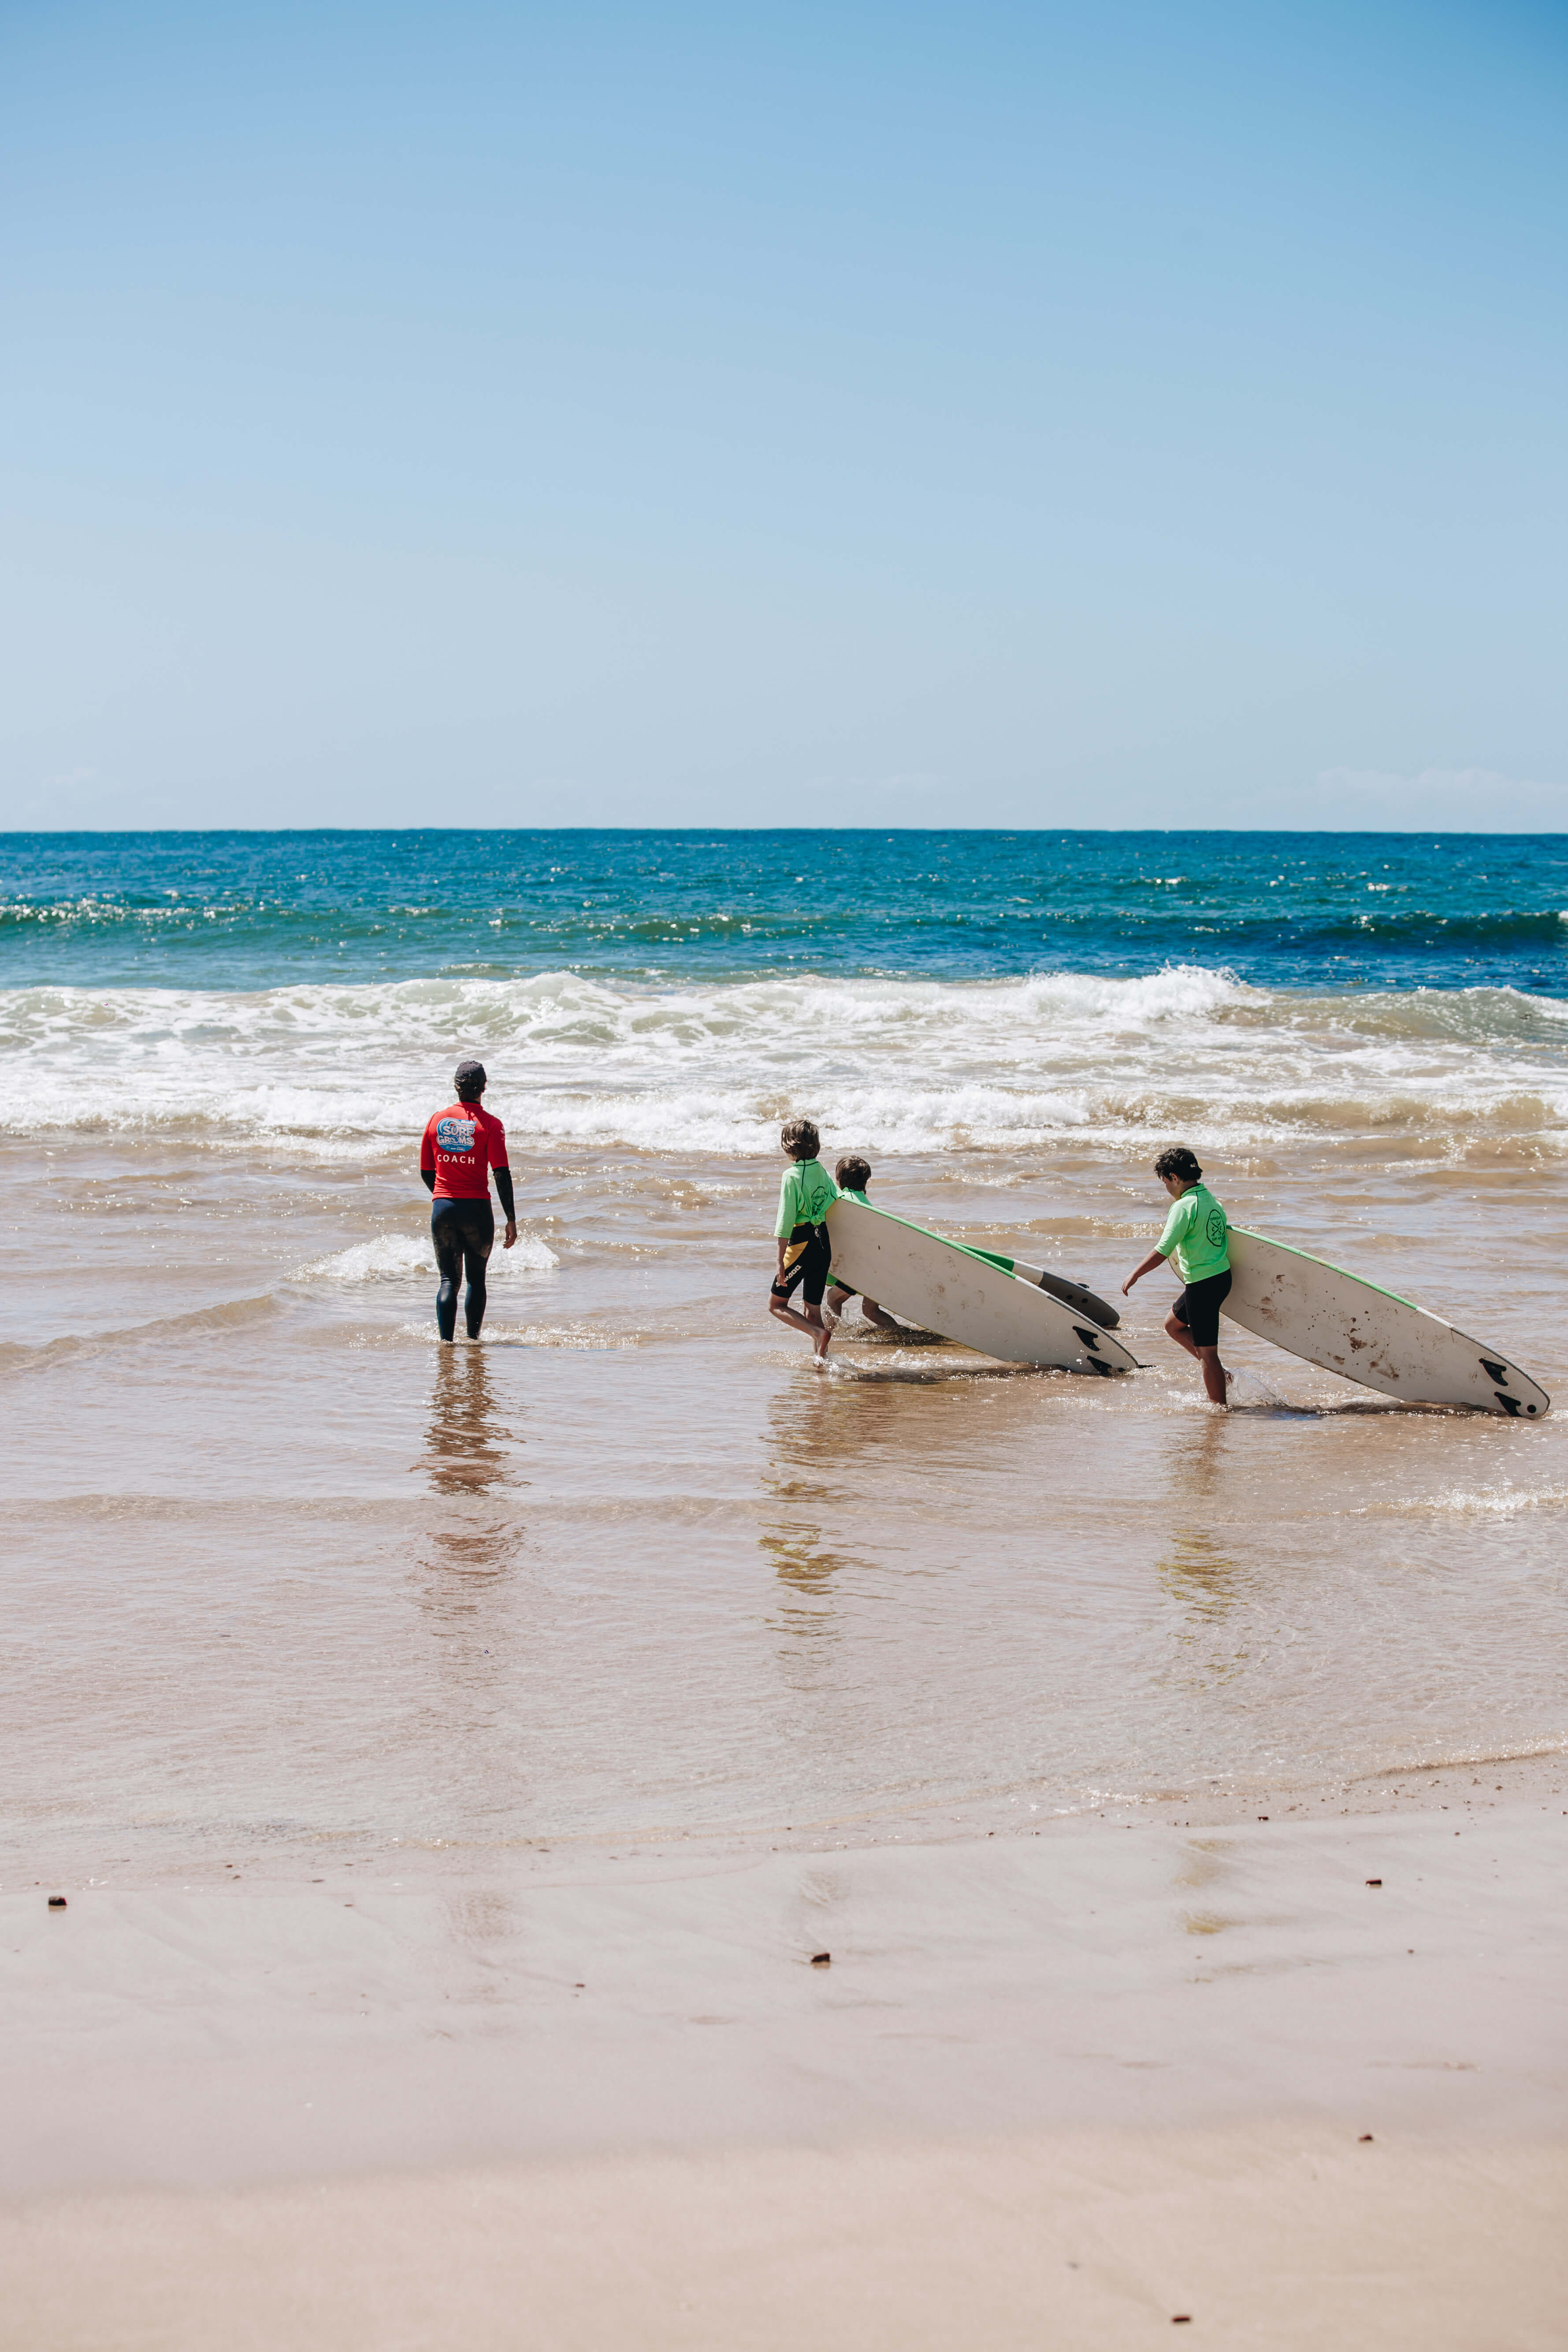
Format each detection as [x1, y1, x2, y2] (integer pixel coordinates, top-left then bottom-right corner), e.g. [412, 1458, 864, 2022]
[825, 1155, 907, 1334]
[769, 1117, 838, 1360]
[1122, 1144, 1233, 1405]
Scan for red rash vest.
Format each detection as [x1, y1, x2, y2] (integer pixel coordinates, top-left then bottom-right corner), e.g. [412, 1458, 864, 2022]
[421, 1101, 509, 1201]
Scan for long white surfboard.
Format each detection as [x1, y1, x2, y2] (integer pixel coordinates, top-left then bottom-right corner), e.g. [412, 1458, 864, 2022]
[1221, 1228, 1550, 1418]
[965, 1248, 1121, 1328]
[825, 1196, 1140, 1375]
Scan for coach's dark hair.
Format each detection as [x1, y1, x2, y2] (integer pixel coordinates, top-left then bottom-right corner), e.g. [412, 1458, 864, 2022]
[1153, 1144, 1203, 1185]
[835, 1154, 872, 1191]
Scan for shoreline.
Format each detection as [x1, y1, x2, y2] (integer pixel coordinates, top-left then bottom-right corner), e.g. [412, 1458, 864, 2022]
[9, 1741, 1563, 1894]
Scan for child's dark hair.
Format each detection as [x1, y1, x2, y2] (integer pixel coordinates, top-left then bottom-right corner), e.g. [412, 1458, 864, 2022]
[780, 1116, 820, 1160]
[1153, 1144, 1203, 1185]
[834, 1154, 871, 1190]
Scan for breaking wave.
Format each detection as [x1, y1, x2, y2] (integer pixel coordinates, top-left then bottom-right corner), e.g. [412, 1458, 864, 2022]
[2, 963, 1566, 1159]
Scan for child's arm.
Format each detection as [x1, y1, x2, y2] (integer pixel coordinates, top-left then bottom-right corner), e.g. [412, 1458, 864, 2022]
[1122, 1247, 1168, 1297]
[1126, 1189, 1188, 1294]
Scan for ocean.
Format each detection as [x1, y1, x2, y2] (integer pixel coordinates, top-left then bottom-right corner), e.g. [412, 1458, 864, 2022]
[3, 829, 1565, 1881]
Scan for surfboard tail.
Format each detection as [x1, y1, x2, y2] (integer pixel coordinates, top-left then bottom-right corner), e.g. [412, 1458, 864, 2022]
[963, 1248, 1120, 1329]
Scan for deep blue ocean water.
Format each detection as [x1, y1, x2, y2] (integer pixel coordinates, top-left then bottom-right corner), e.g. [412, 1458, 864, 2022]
[1, 830, 1564, 994]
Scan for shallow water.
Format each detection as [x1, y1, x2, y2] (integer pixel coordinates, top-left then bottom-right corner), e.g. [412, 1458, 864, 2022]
[2, 832, 1565, 1877]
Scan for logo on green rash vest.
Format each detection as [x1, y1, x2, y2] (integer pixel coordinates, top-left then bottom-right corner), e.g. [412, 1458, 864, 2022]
[1206, 1207, 1226, 1247]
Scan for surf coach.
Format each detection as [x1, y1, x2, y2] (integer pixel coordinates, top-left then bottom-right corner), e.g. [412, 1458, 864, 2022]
[420, 1060, 518, 1341]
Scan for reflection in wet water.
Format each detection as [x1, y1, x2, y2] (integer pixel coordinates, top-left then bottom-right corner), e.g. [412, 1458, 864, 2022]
[758, 1378, 897, 1630]
[758, 1380, 893, 1696]
[1161, 1532, 1243, 1624]
[418, 1348, 524, 1579]
[1159, 1418, 1247, 1683]
[409, 1354, 524, 1778]
[761, 1526, 859, 1631]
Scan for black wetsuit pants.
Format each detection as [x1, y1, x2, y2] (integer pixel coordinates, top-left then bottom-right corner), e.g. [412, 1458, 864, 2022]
[432, 1198, 496, 1341]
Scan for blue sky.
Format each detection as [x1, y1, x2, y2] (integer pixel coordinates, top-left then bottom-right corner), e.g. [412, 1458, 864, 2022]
[3, 0, 1566, 830]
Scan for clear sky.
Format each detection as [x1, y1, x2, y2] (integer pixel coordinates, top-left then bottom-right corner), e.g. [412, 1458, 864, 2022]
[3, 0, 1566, 831]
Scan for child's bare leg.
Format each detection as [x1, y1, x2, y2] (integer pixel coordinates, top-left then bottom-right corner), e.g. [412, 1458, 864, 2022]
[769, 1296, 833, 1358]
[1164, 1310, 1227, 1402]
[1163, 1309, 1201, 1361]
[824, 1286, 850, 1323]
[860, 1295, 902, 1332]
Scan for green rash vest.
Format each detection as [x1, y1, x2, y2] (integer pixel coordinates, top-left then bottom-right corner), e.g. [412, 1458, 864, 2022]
[1157, 1182, 1230, 1284]
[774, 1157, 837, 1238]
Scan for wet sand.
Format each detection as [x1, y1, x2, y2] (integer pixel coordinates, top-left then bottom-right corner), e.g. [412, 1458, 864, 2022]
[4, 1788, 1564, 2346]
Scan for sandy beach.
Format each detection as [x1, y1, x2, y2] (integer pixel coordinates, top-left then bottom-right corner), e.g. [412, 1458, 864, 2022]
[5, 1768, 1565, 2346]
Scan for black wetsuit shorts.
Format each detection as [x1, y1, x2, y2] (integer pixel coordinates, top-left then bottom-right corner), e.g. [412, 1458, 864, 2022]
[771, 1222, 832, 1309]
[1172, 1268, 1232, 1349]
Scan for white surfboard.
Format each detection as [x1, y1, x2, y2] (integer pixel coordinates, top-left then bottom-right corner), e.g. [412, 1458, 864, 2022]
[824, 1197, 1140, 1375]
[1221, 1228, 1550, 1418]
[966, 1248, 1121, 1329]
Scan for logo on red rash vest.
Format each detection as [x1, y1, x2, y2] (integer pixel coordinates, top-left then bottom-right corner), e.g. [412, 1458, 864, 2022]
[435, 1118, 477, 1154]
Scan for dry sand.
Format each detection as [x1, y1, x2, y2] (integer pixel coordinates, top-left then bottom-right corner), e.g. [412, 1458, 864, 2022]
[7, 2129, 1565, 2352]
[3, 1791, 1565, 2347]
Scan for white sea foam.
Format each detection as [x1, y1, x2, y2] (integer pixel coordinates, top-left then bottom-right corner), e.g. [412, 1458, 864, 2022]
[304, 1234, 432, 1281]
[1385, 1486, 1568, 1517]
[3, 963, 1566, 1159]
[301, 1230, 558, 1281]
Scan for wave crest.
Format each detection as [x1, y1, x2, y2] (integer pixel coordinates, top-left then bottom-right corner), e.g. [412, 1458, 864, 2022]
[2, 963, 1565, 1158]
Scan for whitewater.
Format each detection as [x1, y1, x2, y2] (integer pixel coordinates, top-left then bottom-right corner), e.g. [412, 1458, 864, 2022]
[6, 962, 1568, 1160]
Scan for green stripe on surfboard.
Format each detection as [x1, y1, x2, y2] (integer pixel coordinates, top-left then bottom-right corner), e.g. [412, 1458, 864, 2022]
[1229, 1226, 1441, 1321]
[838, 1200, 1023, 1280]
